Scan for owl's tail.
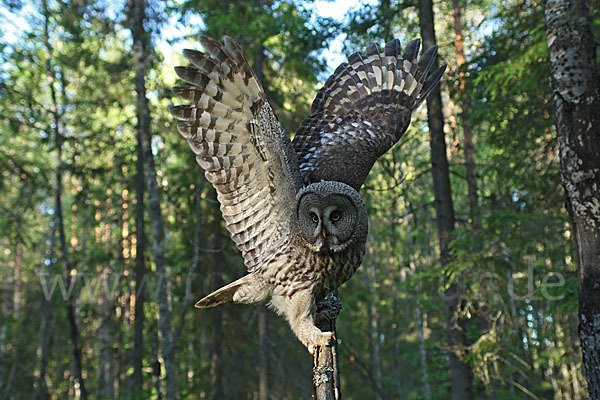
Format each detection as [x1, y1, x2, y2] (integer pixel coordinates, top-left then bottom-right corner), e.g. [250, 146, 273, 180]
[195, 274, 269, 308]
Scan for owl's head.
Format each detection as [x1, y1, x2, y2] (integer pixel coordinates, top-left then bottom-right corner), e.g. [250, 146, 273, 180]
[294, 181, 368, 254]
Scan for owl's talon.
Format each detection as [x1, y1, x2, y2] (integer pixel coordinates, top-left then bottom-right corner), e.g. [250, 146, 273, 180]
[307, 331, 335, 354]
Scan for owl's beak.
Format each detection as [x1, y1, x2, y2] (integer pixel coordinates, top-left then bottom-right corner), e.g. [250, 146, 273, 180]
[319, 229, 330, 255]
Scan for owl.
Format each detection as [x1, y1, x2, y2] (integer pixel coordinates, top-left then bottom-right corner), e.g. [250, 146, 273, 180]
[170, 35, 445, 353]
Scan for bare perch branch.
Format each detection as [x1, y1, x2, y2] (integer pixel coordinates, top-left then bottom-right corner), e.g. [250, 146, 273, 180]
[313, 292, 341, 400]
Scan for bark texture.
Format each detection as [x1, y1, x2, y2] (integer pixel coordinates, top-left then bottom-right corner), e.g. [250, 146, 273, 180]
[313, 292, 341, 400]
[127, 0, 176, 398]
[418, 1, 473, 399]
[544, 1, 600, 398]
[451, 0, 478, 217]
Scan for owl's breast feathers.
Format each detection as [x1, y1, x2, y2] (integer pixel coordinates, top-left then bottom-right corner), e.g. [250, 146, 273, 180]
[262, 234, 365, 297]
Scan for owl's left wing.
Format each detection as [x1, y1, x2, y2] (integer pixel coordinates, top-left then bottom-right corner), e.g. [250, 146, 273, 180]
[170, 36, 301, 272]
[292, 38, 446, 191]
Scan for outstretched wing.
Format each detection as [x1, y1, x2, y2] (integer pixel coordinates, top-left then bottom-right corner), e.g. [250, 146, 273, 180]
[170, 36, 301, 272]
[292, 38, 446, 190]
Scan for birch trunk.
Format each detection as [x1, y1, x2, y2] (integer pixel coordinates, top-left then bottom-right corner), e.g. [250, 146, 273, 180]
[544, 1, 600, 397]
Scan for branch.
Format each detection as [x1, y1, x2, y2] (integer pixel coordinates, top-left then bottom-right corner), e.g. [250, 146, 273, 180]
[313, 291, 341, 400]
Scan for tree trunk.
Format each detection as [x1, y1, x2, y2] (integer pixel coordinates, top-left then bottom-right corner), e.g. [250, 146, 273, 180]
[36, 223, 56, 400]
[418, 1, 473, 399]
[131, 93, 147, 394]
[544, 1, 600, 397]
[42, 1, 88, 398]
[258, 305, 269, 400]
[127, 0, 176, 398]
[402, 192, 432, 400]
[363, 257, 383, 399]
[14, 240, 22, 318]
[174, 183, 204, 346]
[1, 243, 9, 362]
[210, 198, 225, 400]
[98, 267, 115, 399]
[451, 0, 478, 218]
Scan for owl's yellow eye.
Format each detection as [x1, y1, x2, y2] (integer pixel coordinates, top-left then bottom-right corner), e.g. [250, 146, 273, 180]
[311, 213, 319, 223]
[330, 210, 340, 222]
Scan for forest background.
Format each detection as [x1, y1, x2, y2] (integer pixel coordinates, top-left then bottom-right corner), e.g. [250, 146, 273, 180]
[0, 0, 598, 399]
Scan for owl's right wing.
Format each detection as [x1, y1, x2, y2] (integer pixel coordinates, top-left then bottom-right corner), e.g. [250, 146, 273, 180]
[170, 36, 302, 273]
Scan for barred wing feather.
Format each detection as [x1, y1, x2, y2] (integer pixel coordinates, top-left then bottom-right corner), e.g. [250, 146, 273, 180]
[292, 38, 446, 191]
[170, 35, 301, 272]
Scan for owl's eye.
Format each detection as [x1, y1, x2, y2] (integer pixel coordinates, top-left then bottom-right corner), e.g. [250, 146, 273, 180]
[310, 212, 319, 224]
[330, 210, 340, 222]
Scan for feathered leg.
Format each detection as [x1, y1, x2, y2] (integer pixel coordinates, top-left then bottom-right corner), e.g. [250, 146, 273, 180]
[269, 290, 335, 354]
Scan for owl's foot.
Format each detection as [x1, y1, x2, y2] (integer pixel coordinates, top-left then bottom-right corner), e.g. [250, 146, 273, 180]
[269, 290, 337, 353]
[306, 330, 336, 355]
[289, 314, 336, 354]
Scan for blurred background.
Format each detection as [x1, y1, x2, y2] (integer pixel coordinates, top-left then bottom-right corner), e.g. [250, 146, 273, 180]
[0, 0, 596, 398]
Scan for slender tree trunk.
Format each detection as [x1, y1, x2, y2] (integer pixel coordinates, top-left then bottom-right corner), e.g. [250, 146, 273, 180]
[258, 305, 269, 400]
[131, 96, 147, 394]
[544, 1, 600, 397]
[1, 242, 9, 393]
[402, 193, 432, 400]
[452, 3, 491, 358]
[14, 240, 22, 318]
[172, 186, 203, 392]
[451, 0, 478, 217]
[1, 243, 9, 360]
[210, 197, 225, 400]
[210, 276, 223, 399]
[42, 1, 88, 398]
[127, 0, 176, 398]
[418, 1, 473, 399]
[503, 248, 517, 395]
[174, 183, 204, 346]
[37, 223, 56, 400]
[99, 267, 115, 399]
[153, 331, 163, 400]
[414, 294, 431, 400]
[363, 257, 383, 399]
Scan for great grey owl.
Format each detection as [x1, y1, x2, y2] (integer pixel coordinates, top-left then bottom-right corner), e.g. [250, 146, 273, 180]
[170, 35, 445, 353]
